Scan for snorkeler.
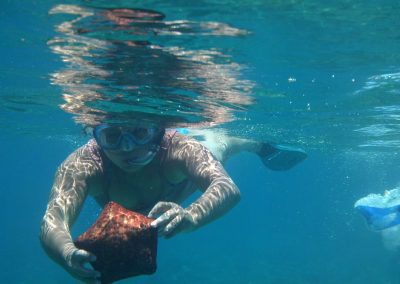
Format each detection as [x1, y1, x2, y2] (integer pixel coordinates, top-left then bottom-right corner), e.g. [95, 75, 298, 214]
[39, 120, 307, 283]
[355, 187, 400, 231]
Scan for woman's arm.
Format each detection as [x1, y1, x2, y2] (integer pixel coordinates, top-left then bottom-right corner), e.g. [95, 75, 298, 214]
[39, 143, 102, 281]
[149, 134, 240, 237]
[178, 134, 241, 225]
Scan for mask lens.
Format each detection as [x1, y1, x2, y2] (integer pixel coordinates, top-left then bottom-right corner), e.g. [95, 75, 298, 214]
[101, 127, 122, 146]
[94, 125, 123, 149]
[130, 127, 156, 144]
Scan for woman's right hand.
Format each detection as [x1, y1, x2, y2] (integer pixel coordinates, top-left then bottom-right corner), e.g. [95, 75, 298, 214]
[64, 248, 101, 283]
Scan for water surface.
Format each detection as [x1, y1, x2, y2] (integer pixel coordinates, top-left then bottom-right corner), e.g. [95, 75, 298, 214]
[1, 0, 400, 283]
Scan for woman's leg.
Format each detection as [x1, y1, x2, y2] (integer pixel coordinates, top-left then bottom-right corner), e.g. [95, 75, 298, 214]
[185, 128, 307, 171]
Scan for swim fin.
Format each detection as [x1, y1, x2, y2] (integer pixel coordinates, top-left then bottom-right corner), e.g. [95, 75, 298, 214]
[355, 188, 400, 231]
[257, 143, 307, 171]
[355, 204, 400, 231]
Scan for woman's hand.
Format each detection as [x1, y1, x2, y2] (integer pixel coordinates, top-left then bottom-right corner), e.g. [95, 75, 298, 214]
[148, 202, 196, 238]
[64, 248, 101, 283]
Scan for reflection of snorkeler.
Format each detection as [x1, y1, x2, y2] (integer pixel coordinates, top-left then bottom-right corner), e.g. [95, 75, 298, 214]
[40, 119, 306, 283]
[49, 4, 254, 126]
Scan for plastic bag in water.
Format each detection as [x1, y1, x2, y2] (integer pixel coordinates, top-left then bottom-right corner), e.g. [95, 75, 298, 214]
[354, 188, 400, 231]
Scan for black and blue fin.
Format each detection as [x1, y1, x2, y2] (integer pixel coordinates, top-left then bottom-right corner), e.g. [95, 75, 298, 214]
[257, 143, 307, 171]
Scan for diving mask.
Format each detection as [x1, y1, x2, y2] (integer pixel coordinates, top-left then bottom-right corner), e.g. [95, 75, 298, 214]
[93, 123, 165, 165]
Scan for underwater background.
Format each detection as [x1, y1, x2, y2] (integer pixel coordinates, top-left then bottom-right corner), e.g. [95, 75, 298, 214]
[1, 0, 400, 283]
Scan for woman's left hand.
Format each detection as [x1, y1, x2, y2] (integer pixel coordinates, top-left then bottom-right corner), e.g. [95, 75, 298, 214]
[148, 202, 196, 238]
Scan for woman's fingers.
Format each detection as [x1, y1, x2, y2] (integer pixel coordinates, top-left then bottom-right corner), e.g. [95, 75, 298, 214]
[148, 202, 186, 236]
[148, 202, 175, 218]
[162, 214, 184, 238]
[69, 249, 101, 281]
[149, 202, 181, 229]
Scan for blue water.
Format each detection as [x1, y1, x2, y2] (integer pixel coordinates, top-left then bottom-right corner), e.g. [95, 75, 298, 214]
[2, 0, 400, 283]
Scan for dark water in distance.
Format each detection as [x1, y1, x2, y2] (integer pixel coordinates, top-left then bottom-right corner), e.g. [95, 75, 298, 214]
[1, 0, 400, 283]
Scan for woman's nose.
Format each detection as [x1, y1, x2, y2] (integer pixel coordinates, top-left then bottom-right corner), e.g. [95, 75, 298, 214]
[120, 135, 135, 151]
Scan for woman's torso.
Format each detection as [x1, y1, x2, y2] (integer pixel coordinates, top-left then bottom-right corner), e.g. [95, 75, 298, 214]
[87, 133, 196, 214]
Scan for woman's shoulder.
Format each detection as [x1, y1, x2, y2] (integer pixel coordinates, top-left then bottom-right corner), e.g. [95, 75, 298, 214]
[81, 139, 104, 164]
[163, 130, 193, 151]
[162, 129, 209, 162]
[164, 129, 201, 145]
[62, 139, 105, 174]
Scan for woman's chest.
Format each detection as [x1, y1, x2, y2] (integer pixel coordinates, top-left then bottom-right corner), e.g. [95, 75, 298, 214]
[107, 171, 166, 211]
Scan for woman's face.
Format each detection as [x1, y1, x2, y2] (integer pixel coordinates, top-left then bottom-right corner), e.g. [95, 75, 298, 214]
[93, 122, 164, 172]
[103, 145, 157, 172]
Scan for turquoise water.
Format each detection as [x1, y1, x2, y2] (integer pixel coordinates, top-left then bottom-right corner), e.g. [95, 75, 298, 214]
[2, 0, 400, 283]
